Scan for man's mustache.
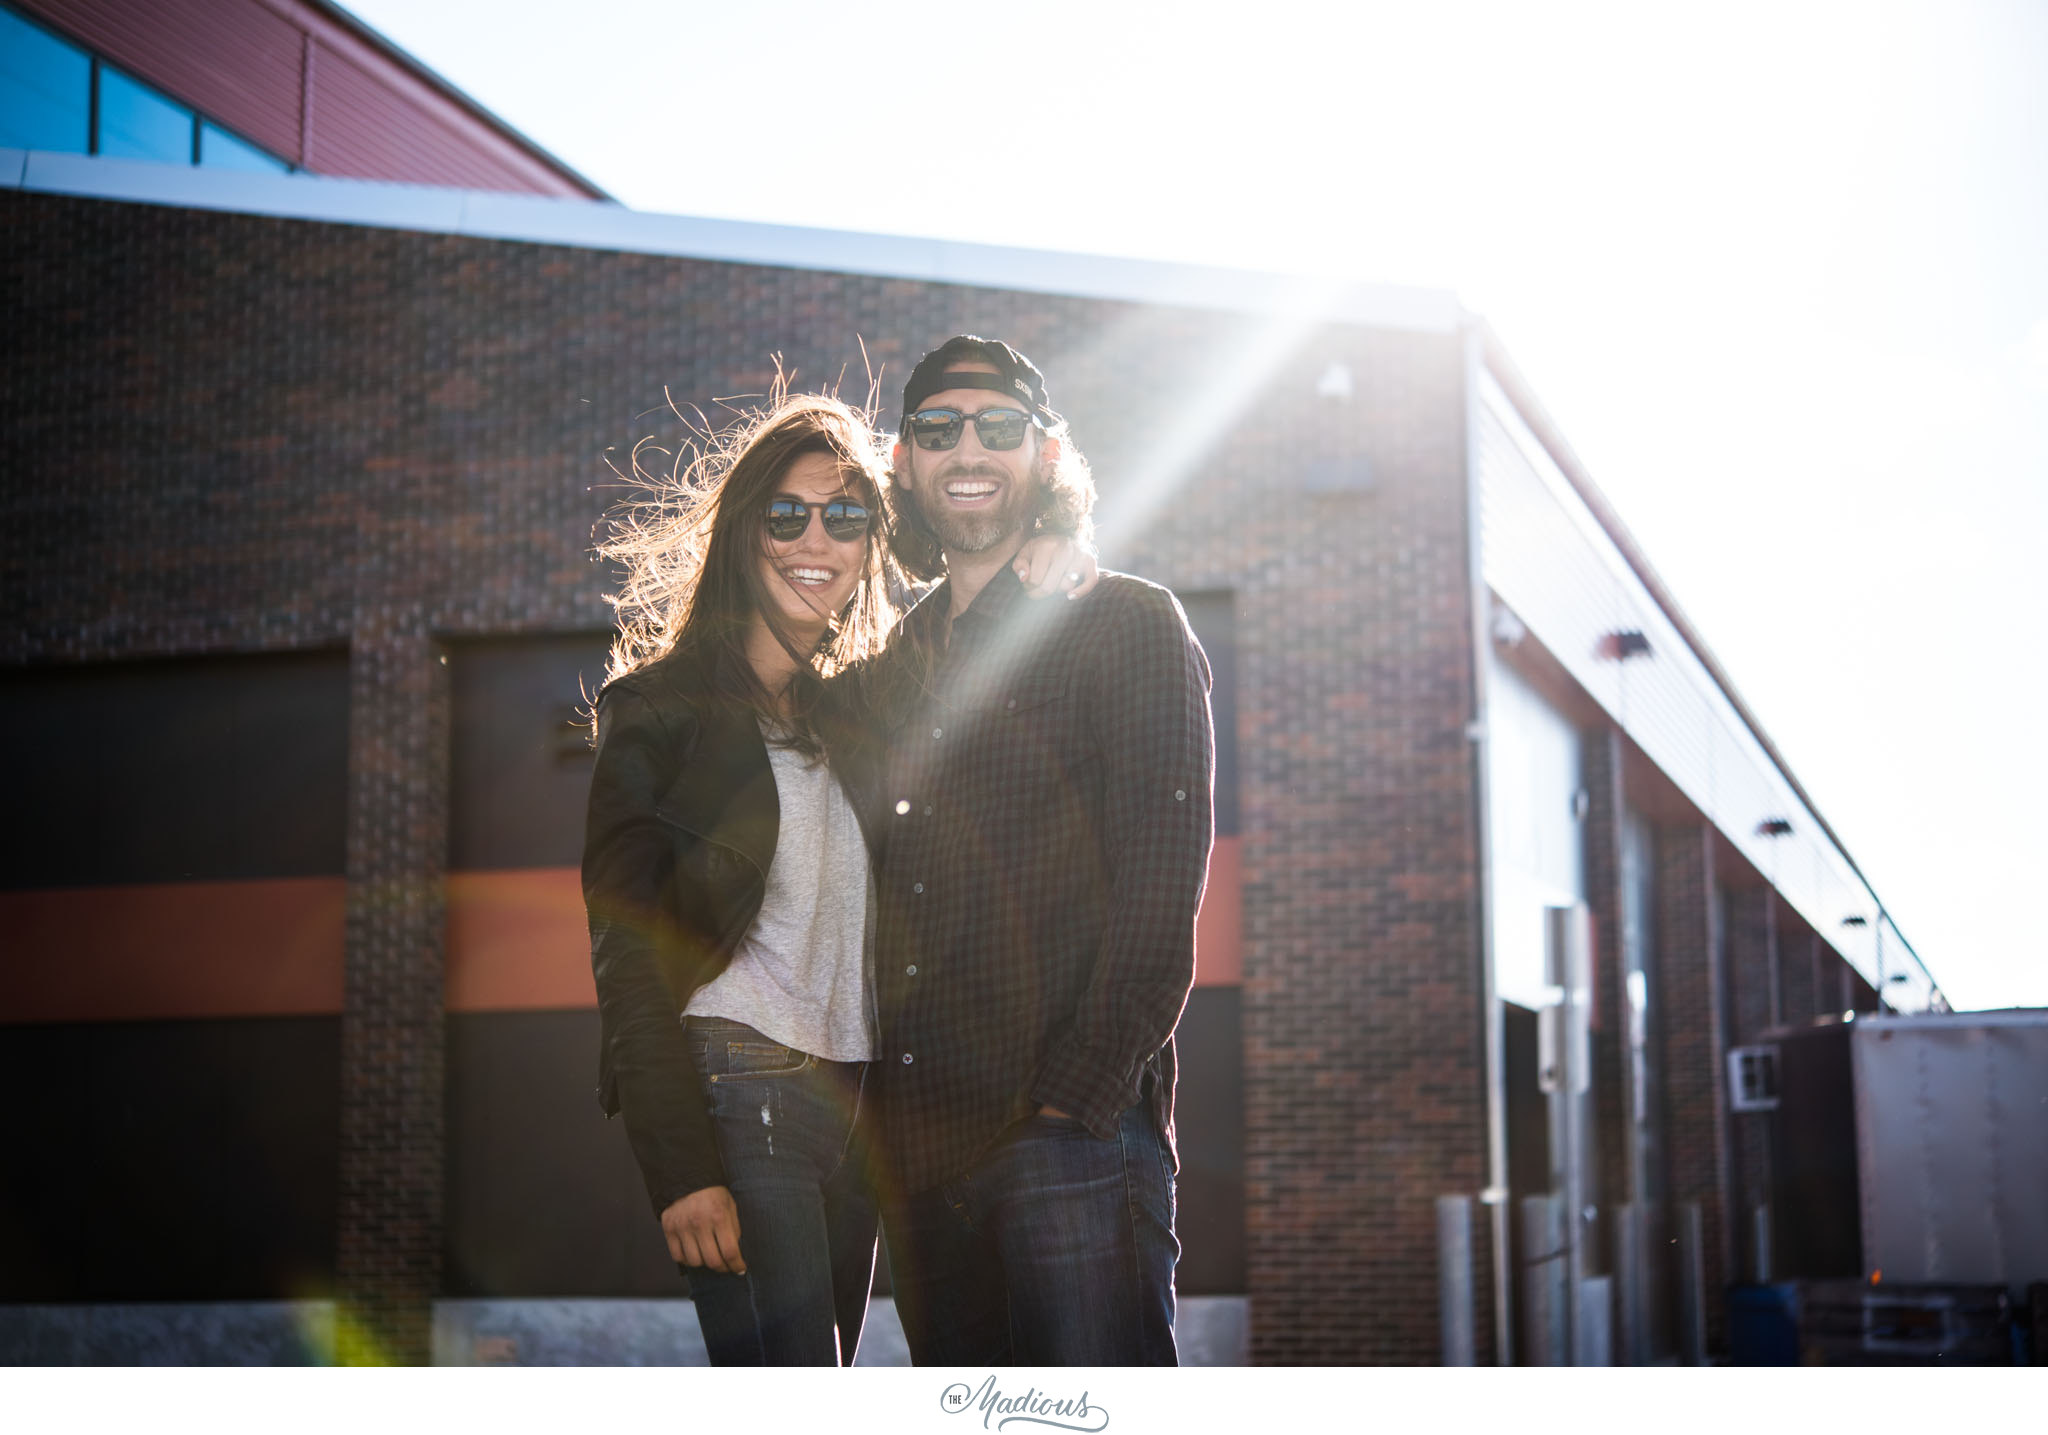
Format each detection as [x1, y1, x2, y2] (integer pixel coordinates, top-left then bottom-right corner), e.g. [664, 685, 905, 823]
[931, 462, 1008, 485]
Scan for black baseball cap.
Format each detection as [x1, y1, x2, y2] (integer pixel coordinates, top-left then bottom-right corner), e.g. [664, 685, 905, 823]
[901, 335, 1054, 427]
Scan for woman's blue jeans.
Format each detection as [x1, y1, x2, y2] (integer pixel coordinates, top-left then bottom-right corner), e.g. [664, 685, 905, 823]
[682, 1017, 878, 1365]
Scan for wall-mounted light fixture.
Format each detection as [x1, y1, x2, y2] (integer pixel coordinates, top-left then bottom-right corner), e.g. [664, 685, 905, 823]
[1490, 602, 1527, 649]
[1756, 818, 1794, 838]
[1302, 456, 1374, 493]
[1841, 915, 1869, 928]
[1598, 630, 1652, 660]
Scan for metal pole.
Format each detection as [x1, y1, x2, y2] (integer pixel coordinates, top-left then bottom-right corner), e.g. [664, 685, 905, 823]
[1615, 1201, 1643, 1365]
[1679, 1201, 1707, 1366]
[1437, 1195, 1475, 1366]
[1545, 905, 1592, 1368]
[1752, 1203, 1772, 1284]
[1520, 1194, 1566, 1365]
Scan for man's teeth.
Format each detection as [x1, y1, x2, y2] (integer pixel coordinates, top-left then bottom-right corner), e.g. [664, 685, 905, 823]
[946, 481, 998, 498]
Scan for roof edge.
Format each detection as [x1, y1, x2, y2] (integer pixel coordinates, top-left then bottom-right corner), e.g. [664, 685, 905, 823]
[311, 1, 612, 200]
[1, 149, 1464, 333]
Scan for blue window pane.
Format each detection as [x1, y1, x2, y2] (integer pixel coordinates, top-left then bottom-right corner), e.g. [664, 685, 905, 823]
[200, 120, 288, 174]
[0, 7, 91, 153]
[97, 65, 192, 164]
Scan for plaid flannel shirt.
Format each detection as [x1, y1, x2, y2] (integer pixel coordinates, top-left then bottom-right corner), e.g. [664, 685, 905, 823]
[866, 565, 1215, 1196]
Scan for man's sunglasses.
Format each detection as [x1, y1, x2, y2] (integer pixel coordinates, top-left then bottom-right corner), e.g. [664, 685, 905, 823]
[905, 406, 1034, 452]
[764, 497, 871, 543]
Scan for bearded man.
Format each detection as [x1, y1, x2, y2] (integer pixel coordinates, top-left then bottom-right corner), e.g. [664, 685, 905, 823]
[863, 335, 1215, 1366]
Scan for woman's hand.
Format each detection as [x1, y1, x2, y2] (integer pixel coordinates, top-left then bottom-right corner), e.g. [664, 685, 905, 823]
[1014, 534, 1100, 600]
[662, 1185, 746, 1274]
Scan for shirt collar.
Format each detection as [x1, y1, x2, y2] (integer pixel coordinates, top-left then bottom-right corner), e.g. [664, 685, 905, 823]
[897, 560, 1033, 659]
[949, 561, 1027, 640]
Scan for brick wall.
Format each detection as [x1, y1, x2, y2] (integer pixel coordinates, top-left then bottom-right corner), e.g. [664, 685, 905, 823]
[1185, 330, 1490, 1365]
[1581, 726, 1629, 1254]
[2, 189, 1492, 1363]
[334, 623, 448, 1363]
[1652, 821, 1732, 1353]
[1782, 929, 1820, 1025]
[1722, 885, 1777, 1284]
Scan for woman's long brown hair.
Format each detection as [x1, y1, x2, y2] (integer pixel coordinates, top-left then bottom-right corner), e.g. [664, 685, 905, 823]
[595, 379, 900, 755]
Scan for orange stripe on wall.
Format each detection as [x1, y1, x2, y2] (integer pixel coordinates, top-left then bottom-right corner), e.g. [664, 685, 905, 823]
[444, 838, 1243, 1014]
[0, 877, 346, 1023]
[445, 867, 593, 1012]
[1195, 834, 1243, 987]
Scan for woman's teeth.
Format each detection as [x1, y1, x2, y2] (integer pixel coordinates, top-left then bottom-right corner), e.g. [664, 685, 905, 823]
[786, 567, 833, 587]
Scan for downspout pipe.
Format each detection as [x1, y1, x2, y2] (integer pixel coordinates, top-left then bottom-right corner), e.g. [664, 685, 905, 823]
[1459, 317, 1513, 1364]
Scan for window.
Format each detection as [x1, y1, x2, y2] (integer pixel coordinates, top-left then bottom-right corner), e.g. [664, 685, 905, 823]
[0, 6, 89, 153]
[1727, 1044, 1781, 1112]
[200, 120, 289, 175]
[96, 66, 193, 164]
[0, 2, 294, 173]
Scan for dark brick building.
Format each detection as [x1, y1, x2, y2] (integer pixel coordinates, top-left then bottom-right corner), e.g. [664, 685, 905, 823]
[1, 137, 1941, 1364]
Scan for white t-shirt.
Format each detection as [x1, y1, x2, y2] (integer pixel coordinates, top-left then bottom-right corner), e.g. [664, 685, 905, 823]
[684, 725, 875, 1062]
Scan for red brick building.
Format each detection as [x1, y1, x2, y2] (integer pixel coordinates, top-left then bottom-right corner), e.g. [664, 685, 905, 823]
[1, 3, 1941, 1368]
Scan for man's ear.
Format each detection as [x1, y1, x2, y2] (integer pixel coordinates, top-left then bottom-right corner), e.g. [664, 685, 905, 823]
[890, 439, 905, 473]
[1036, 432, 1063, 474]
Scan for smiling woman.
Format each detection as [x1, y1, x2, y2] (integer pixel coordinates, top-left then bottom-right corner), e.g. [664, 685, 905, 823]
[752, 453, 874, 674]
[597, 383, 899, 749]
[585, 385, 901, 1364]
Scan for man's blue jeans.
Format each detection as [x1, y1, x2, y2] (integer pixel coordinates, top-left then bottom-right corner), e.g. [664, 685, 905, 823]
[683, 1017, 878, 1365]
[881, 1101, 1179, 1365]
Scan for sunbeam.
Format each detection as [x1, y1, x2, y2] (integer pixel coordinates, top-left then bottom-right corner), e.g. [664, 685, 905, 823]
[1091, 279, 1356, 562]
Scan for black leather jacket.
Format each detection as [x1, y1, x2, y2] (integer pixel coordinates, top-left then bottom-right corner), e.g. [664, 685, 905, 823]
[582, 647, 877, 1215]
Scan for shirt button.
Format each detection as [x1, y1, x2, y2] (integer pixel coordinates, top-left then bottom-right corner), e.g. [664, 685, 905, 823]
[913, 882, 924, 894]
[901, 1052, 914, 1065]
[1175, 789, 1187, 801]
[895, 799, 911, 815]
[1005, 698, 1017, 711]
[931, 726, 943, 740]
[923, 806, 933, 816]
[905, 964, 918, 976]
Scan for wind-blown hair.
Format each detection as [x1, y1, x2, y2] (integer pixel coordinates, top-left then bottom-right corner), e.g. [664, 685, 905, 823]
[595, 382, 899, 754]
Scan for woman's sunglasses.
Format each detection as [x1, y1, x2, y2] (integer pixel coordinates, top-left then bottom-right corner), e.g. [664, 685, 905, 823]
[905, 406, 1033, 452]
[764, 497, 870, 544]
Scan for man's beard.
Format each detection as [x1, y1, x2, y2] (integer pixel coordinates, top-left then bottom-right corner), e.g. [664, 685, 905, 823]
[912, 455, 1041, 554]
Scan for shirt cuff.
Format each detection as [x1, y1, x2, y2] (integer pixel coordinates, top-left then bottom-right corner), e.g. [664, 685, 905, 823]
[1031, 1041, 1140, 1140]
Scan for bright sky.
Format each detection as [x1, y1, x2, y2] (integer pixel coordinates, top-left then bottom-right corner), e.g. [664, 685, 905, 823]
[341, 0, 2047, 1011]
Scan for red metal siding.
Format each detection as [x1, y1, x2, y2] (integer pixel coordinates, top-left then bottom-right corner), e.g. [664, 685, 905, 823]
[308, 39, 538, 193]
[444, 867, 591, 1013]
[0, 877, 347, 1022]
[17, 0, 601, 196]
[24, 0, 305, 159]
